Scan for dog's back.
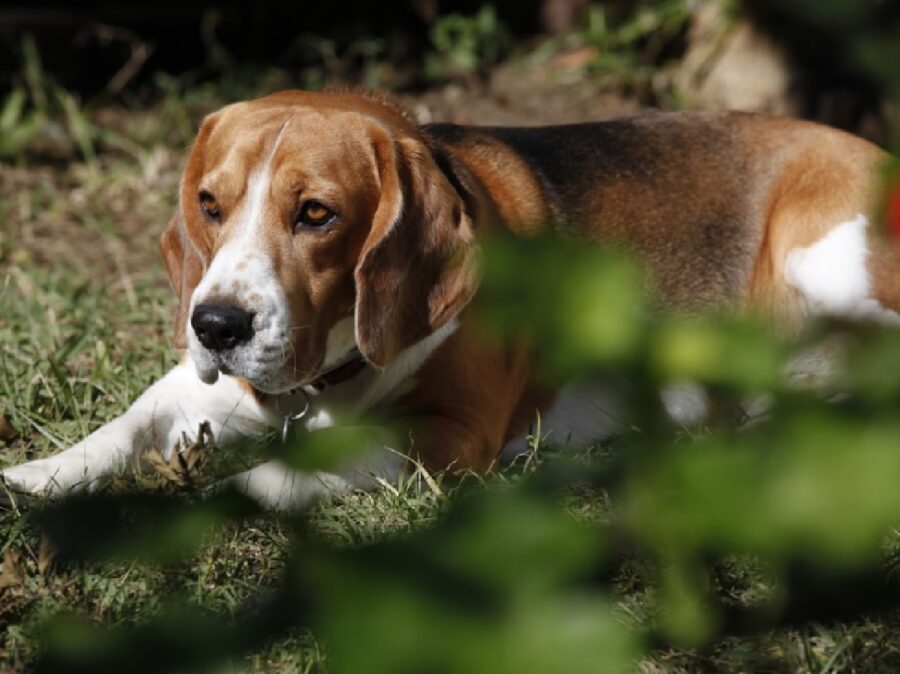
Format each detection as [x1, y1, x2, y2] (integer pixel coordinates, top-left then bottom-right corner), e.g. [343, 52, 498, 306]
[426, 112, 889, 321]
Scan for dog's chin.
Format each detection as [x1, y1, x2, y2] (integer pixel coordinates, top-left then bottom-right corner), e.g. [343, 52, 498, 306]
[235, 361, 316, 396]
[188, 340, 321, 395]
[217, 365, 299, 395]
[246, 378, 299, 396]
[249, 365, 324, 395]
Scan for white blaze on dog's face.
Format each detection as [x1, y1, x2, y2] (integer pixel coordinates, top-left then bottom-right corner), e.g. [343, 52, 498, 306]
[162, 91, 479, 394]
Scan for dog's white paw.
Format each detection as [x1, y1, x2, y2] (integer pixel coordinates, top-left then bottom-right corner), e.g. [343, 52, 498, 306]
[1, 459, 75, 497]
[216, 461, 350, 511]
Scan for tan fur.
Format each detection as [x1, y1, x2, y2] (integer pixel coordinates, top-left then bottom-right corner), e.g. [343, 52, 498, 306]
[395, 314, 539, 472]
[428, 132, 553, 235]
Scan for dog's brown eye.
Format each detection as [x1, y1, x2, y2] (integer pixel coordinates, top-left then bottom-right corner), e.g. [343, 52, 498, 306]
[199, 192, 221, 222]
[296, 200, 336, 230]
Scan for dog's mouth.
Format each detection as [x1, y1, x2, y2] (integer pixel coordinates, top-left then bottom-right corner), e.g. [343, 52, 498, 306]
[189, 339, 293, 391]
[193, 345, 367, 398]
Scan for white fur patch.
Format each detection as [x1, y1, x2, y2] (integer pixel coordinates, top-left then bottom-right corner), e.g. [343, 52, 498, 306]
[661, 380, 710, 428]
[222, 442, 407, 511]
[784, 214, 900, 324]
[322, 317, 358, 370]
[189, 161, 294, 392]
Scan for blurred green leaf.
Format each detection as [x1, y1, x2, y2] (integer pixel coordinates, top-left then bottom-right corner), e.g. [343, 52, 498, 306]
[624, 410, 900, 564]
[658, 561, 716, 646]
[34, 491, 260, 565]
[478, 236, 647, 379]
[841, 327, 900, 401]
[306, 489, 637, 674]
[777, 0, 878, 28]
[651, 317, 787, 390]
[276, 423, 389, 473]
[426, 5, 512, 80]
[0, 88, 42, 158]
[855, 27, 900, 95]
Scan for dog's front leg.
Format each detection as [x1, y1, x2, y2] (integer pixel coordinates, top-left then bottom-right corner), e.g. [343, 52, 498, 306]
[1, 357, 274, 497]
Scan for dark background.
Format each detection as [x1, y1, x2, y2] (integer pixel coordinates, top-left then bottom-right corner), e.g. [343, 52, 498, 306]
[0, 0, 895, 139]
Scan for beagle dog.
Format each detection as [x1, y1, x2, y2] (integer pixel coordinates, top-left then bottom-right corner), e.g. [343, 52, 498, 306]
[2, 90, 895, 509]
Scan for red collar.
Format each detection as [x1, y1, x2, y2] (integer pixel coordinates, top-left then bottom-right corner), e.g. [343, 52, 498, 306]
[310, 352, 368, 390]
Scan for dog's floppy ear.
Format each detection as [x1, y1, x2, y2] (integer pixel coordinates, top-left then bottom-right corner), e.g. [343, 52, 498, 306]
[354, 134, 479, 368]
[160, 211, 204, 349]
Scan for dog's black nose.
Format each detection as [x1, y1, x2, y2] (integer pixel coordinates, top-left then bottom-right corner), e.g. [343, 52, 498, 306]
[191, 304, 255, 352]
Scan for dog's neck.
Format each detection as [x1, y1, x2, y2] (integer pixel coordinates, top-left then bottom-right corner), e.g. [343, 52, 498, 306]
[269, 318, 461, 438]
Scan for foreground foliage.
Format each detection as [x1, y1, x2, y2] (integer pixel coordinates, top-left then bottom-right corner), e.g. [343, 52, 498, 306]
[4, 1, 900, 672]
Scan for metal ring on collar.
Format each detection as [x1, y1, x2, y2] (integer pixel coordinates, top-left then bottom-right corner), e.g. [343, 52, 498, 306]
[281, 387, 311, 443]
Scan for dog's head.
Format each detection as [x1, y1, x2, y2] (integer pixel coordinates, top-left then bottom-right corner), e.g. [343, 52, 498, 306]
[160, 90, 479, 393]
